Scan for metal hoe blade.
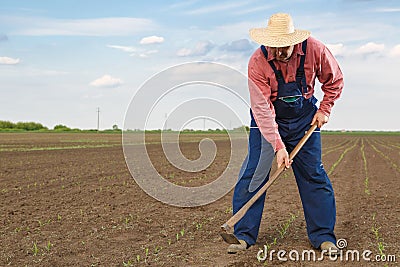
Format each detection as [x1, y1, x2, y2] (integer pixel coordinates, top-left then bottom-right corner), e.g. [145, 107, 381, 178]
[220, 232, 240, 244]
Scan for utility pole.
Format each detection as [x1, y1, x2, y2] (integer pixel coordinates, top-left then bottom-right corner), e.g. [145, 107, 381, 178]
[97, 107, 100, 132]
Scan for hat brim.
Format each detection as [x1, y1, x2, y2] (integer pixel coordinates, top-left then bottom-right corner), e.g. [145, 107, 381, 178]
[249, 28, 310, 47]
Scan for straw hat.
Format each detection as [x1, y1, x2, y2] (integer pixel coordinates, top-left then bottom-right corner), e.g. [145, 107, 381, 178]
[249, 13, 310, 47]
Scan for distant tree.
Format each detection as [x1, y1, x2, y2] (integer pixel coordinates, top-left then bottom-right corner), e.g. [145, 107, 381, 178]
[16, 121, 47, 131]
[112, 124, 119, 130]
[0, 120, 15, 129]
[53, 124, 71, 131]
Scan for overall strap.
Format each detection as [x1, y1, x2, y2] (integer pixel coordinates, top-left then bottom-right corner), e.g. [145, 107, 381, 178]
[296, 40, 308, 93]
[260, 45, 284, 82]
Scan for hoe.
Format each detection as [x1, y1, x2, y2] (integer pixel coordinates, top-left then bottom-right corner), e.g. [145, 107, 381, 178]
[220, 123, 318, 244]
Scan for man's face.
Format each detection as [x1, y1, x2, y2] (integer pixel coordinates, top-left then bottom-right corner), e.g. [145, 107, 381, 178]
[271, 45, 294, 62]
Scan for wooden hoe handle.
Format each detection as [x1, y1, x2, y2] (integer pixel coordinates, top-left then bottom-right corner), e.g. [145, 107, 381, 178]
[221, 123, 318, 233]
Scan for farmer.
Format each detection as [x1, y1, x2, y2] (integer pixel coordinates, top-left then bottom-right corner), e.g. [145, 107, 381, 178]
[228, 13, 344, 254]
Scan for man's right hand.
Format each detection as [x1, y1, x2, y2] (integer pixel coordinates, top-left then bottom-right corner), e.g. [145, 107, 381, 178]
[276, 148, 291, 169]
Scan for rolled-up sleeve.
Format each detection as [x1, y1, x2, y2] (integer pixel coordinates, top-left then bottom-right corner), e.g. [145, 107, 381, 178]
[248, 54, 285, 152]
[317, 46, 344, 116]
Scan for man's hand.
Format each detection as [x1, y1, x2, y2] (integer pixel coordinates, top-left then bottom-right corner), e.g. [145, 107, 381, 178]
[311, 111, 329, 128]
[276, 148, 292, 169]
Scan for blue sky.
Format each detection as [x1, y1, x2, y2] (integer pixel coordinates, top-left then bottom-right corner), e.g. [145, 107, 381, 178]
[1, 0, 399, 131]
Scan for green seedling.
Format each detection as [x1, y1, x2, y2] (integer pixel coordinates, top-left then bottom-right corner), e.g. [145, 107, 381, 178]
[32, 242, 39, 256]
[144, 247, 149, 263]
[377, 241, 385, 256]
[360, 139, 370, 195]
[278, 225, 287, 238]
[154, 246, 162, 254]
[123, 260, 133, 267]
[38, 218, 52, 227]
[364, 179, 370, 195]
[278, 212, 297, 238]
[371, 226, 380, 240]
[258, 238, 277, 264]
[371, 213, 387, 259]
[260, 212, 297, 264]
[45, 241, 52, 252]
[124, 217, 130, 228]
[195, 223, 202, 230]
[225, 207, 233, 214]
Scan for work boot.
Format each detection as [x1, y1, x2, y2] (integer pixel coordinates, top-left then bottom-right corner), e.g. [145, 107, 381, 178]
[320, 241, 340, 256]
[227, 240, 248, 254]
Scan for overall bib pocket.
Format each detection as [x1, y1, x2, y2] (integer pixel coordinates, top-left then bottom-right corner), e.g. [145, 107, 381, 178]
[273, 82, 305, 119]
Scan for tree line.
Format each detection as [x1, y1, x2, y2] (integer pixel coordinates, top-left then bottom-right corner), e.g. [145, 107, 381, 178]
[0, 120, 49, 131]
[0, 120, 121, 132]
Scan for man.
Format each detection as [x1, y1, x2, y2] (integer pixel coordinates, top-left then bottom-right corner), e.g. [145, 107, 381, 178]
[228, 13, 344, 254]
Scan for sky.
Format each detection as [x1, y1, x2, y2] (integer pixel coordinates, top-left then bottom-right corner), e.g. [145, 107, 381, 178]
[1, 0, 399, 131]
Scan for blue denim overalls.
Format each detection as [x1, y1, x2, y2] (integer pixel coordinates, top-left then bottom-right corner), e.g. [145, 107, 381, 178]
[233, 40, 336, 248]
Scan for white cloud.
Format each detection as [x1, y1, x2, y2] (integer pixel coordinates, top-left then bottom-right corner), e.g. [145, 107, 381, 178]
[3, 16, 155, 36]
[108, 44, 159, 58]
[107, 45, 136, 53]
[140, 35, 164, 45]
[389, 44, 400, 57]
[326, 43, 345, 57]
[176, 48, 192, 57]
[356, 42, 385, 55]
[89, 75, 123, 88]
[0, 56, 20, 65]
[138, 50, 159, 58]
[177, 41, 215, 57]
[374, 8, 400, 13]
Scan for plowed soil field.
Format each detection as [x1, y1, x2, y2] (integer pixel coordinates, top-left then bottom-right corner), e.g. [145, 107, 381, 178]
[1, 132, 399, 266]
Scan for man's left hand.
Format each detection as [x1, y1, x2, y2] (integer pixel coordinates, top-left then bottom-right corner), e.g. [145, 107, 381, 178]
[311, 111, 329, 128]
